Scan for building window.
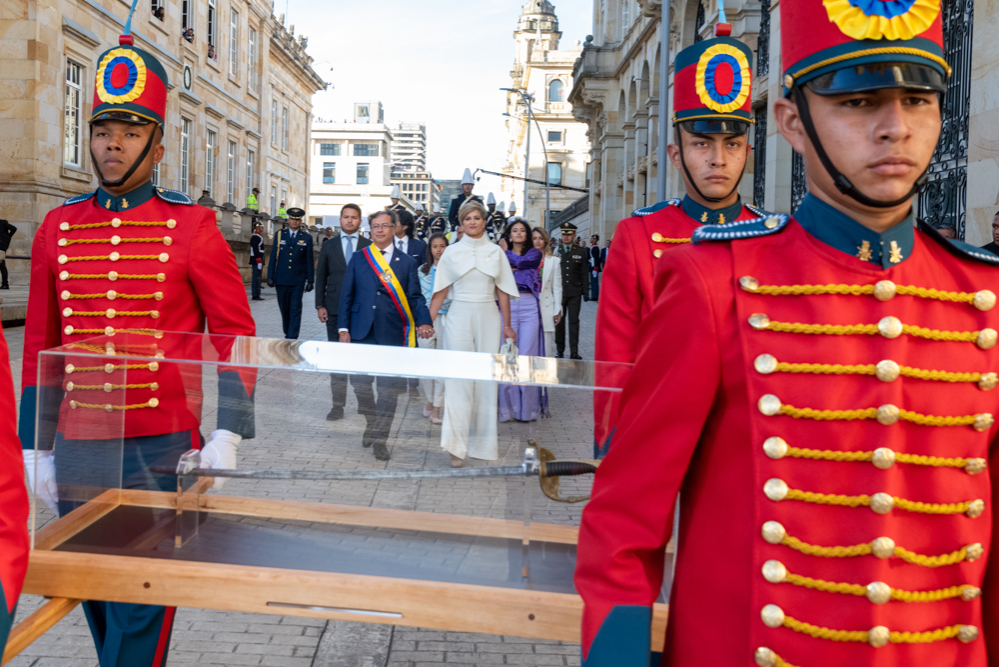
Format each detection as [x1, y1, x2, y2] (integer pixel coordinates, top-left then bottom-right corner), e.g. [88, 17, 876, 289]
[357, 164, 369, 184]
[180, 118, 191, 194]
[207, 0, 217, 48]
[694, 1, 705, 42]
[323, 162, 336, 184]
[248, 27, 258, 91]
[205, 128, 217, 198]
[226, 140, 236, 203]
[281, 106, 289, 151]
[320, 142, 340, 156]
[281, 189, 288, 210]
[353, 143, 378, 157]
[182, 0, 190, 30]
[64, 59, 83, 167]
[547, 130, 562, 142]
[152, 161, 161, 186]
[547, 162, 563, 186]
[270, 186, 277, 213]
[548, 80, 564, 102]
[270, 98, 278, 145]
[246, 149, 256, 197]
[229, 9, 239, 77]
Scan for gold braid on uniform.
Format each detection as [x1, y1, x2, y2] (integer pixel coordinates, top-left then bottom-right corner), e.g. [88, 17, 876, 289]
[60, 220, 176, 231]
[760, 605, 978, 647]
[63, 273, 165, 281]
[760, 436, 988, 474]
[752, 353, 997, 390]
[757, 394, 994, 431]
[59, 237, 170, 246]
[761, 521, 984, 566]
[748, 313, 998, 350]
[763, 479, 985, 518]
[65, 362, 160, 373]
[68, 399, 159, 411]
[759, 559, 981, 602]
[739, 277, 996, 311]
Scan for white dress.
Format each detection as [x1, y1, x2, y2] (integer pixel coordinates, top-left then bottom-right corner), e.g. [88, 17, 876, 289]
[433, 234, 519, 460]
[538, 254, 562, 357]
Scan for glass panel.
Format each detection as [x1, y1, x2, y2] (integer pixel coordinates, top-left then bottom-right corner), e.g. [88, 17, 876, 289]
[33, 334, 634, 611]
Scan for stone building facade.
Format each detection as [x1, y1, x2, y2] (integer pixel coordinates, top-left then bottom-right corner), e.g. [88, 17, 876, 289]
[0, 0, 325, 281]
[502, 0, 592, 231]
[570, 0, 982, 245]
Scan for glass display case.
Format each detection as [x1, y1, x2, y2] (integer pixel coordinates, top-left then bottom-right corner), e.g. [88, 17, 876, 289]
[23, 332, 669, 645]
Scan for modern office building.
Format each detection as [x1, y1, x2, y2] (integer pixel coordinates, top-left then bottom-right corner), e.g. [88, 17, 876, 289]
[391, 122, 428, 172]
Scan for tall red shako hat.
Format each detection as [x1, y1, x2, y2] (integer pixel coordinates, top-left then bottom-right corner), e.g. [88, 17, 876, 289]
[89, 0, 168, 187]
[779, 0, 950, 208]
[90, 0, 168, 127]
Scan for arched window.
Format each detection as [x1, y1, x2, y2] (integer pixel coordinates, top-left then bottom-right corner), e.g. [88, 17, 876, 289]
[548, 79, 564, 102]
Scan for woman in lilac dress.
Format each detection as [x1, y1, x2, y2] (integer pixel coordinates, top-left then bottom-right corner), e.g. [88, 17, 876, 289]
[498, 218, 547, 422]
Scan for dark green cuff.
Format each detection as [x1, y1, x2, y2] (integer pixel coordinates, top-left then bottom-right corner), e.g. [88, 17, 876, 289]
[583, 606, 652, 667]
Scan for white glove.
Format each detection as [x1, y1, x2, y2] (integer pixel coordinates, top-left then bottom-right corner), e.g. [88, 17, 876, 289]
[200, 429, 241, 491]
[23, 450, 58, 514]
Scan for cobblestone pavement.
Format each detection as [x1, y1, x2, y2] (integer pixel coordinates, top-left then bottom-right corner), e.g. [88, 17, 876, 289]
[6, 287, 602, 667]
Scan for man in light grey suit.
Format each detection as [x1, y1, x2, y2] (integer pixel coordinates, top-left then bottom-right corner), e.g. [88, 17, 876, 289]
[316, 203, 372, 420]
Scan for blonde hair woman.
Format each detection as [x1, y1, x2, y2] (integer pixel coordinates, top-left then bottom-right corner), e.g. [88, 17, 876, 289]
[533, 227, 562, 357]
[429, 201, 519, 467]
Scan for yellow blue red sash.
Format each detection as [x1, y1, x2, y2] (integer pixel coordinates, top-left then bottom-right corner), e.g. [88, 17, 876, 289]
[362, 245, 417, 347]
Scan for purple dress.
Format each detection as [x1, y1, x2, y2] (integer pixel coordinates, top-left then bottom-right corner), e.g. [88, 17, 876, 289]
[498, 247, 548, 421]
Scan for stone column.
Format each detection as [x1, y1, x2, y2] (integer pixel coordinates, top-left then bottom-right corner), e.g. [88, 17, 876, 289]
[600, 131, 625, 236]
[764, 0, 792, 214]
[622, 121, 636, 218]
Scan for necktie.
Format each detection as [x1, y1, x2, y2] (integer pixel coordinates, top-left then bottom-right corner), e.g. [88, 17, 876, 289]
[344, 235, 353, 263]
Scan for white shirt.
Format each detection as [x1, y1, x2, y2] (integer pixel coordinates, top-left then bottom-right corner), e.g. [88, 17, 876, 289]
[341, 232, 359, 260]
[339, 242, 395, 333]
[395, 235, 409, 255]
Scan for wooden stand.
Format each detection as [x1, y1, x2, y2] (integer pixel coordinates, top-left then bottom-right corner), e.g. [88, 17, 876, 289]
[9, 489, 669, 659]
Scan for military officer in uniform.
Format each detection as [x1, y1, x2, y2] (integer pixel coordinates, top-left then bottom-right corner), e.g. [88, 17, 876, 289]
[19, 20, 255, 666]
[485, 193, 505, 241]
[506, 200, 518, 224]
[429, 203, 447, 236]
[267, 207, 314, 339]
[448, 169, 483, 230]
[577, 4, 999, 666]
[555, 223, 589, 359]
[387, 185, 406, 214]
[593, 31, 770, 456]
[413, 204, 430, 240]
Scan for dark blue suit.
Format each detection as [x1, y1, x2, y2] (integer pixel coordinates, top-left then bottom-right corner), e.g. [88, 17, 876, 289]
[268, 227, 314, 339]
[337, 246, 431, 459]
[400, 237, 427, 269]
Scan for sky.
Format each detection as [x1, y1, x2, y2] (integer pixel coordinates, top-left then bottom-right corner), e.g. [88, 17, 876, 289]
[285, 0, 593, 198]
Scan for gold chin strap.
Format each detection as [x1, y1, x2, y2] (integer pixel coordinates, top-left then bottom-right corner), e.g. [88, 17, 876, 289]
[534, 442, 599, 504]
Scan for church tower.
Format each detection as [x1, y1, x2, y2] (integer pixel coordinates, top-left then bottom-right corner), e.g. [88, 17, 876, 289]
[513, 1, 561, 69]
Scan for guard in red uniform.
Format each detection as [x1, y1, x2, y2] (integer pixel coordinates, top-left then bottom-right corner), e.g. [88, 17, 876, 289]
[593, 33, 769, 456]
[0, 321, 29, 654]
[577, 1, 999, 665]
[18, 9, 255, 666]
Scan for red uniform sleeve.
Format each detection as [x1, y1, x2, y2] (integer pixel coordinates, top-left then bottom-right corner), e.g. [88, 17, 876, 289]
[188, 211, 258, 437]
[576, 247, 723, 660]
[0, 320, 30, 612]
[18, 211, 62, 449]
[593, 220, 643, 450]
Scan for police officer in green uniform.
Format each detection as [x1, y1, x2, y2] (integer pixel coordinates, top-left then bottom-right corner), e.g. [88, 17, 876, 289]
[555, 222, 590, 359]
[247, 186, 260, 211]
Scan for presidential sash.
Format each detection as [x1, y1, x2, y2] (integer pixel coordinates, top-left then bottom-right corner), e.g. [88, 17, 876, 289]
[361, 245, 417, 347]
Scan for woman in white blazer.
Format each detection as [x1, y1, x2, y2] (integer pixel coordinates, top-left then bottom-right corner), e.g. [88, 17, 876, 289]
[533, 226, 562, 356]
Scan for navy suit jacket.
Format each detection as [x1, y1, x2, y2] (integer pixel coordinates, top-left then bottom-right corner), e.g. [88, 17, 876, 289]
[400, 237, 427, 267]
[337, 247, 432, 346]
[268, 228, 315, 286]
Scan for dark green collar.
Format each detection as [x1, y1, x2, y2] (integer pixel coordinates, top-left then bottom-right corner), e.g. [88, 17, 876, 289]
[794, 194, 914, 269]
[96, 181, 156, 212]
[680, 195, 743, 226]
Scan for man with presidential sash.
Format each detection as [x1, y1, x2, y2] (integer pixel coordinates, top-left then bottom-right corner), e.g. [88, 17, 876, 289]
[338, 209, 433, 460]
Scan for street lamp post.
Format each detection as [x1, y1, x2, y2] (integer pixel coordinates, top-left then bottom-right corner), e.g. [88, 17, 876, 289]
[656, 0, 671, 201]
[502, 88, 551, 227]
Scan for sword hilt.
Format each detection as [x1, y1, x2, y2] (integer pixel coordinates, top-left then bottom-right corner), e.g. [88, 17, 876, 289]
[541, 460, 597, 477]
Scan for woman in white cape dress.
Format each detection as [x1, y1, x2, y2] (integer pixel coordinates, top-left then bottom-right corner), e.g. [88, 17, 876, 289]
[429, 201, 519, 466]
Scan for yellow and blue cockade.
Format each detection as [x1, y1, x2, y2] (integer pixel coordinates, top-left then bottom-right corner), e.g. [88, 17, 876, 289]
[823, 0, 940, 42]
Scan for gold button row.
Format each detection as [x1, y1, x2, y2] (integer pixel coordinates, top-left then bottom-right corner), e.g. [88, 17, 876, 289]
[760, 606, 978, 647]
[740, 277, 997, 311]
[754, 353, 999, 390]
[758, 393, 995, 431]
[62, 308, 160, 319]
[764, 478, 985, 517]
[763, 436, 988, 474]
[58, 253, 169, 264]
[59, 271, 167, 282]
[69, 397, 159, 411]
[59, 236, 172, 247]
[65, 362, 161, 374]
[749, 313, 998, 349]
[66, 382, 159, 393]
[60, 290, 164, 301]
[60, 219, 177, 231]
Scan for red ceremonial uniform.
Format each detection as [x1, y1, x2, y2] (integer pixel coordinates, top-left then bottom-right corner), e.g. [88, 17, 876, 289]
[0, 321, 29, 638]
[20, 182, 256, 442]
[594, 198, 765, 449]
[577, 213, 999, 666]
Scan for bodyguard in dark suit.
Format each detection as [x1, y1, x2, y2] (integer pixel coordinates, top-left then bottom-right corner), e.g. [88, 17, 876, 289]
[588, 234, 603, 301]
[316, 203, 371, 421]
[393, 209, 427, 266]
[338, 210, 433, 460]
[0, 219, 16, 289]
[249, 223, 265, 300]
[555, 222, 590, 359]
[267, 207, 314, 339]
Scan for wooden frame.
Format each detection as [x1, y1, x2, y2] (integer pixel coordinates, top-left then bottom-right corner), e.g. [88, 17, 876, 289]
[11, 489, 669, 659]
